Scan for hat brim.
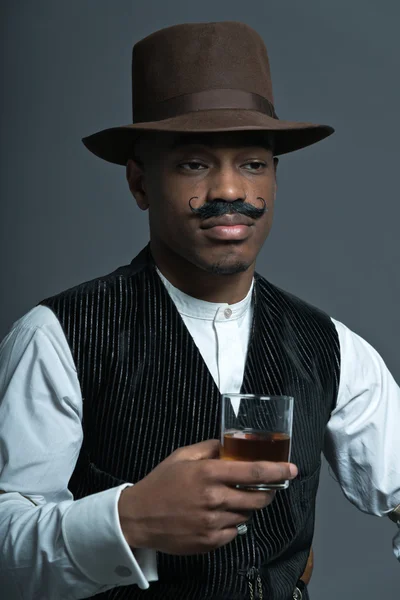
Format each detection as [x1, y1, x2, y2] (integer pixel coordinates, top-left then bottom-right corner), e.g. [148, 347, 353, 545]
[82, 109, 334, 165]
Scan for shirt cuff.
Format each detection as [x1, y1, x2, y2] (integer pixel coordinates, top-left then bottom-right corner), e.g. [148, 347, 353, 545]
[62, 484, 151, 589]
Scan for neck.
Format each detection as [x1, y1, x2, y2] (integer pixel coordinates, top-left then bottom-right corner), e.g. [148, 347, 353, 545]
[150, 241, 255, 304]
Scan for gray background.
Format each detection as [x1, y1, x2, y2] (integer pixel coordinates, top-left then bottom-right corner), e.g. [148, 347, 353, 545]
[1, 1, 399, 598]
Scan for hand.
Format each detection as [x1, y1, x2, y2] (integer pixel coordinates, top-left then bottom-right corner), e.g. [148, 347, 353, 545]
[118, 439, 298, 555]
[300, 547, 314, 585]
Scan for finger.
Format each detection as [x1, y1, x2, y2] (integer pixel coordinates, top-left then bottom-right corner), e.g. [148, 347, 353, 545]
[172, 439, 221, 462]
[215, 460, 298, 486]
[209, 527, 239, 550]
[220, 526, 249, 544]
[213, 510, 253, 529]
[222, 488, 276, 512]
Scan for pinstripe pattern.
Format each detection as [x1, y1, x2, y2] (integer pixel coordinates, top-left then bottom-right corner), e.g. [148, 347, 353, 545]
[41, 244, 339, 600]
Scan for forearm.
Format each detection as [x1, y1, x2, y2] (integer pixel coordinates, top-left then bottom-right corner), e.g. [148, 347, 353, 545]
[0, 486, 152, 599]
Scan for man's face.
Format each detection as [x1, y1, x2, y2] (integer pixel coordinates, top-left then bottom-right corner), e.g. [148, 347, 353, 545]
[127, 131, 277, 276]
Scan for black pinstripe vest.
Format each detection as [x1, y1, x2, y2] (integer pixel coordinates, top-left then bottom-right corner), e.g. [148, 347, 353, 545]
[41, 244, 340, 600]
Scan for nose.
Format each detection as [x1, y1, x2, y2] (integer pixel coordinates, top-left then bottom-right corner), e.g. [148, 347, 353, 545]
[206, 166, 246, 203]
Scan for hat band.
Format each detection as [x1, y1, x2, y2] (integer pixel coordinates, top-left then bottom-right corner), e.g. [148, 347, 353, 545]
[133, 89, 278, 122]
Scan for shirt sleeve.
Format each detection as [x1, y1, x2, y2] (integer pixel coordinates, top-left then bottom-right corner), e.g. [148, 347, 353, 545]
[326, 318, 400, 560]
[0, 306, 157, 599]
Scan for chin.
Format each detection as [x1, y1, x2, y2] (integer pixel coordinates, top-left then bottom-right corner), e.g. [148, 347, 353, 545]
[205, 259, 252, 276]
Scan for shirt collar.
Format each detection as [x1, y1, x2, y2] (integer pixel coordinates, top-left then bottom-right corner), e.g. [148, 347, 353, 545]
[155, 266, 254, 321]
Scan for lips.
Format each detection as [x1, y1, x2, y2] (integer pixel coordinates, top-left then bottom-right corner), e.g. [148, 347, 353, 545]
[200, 214, 254, 229]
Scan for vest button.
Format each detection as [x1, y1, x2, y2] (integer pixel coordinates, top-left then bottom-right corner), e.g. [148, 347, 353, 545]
[115, 565, 132, 577]
[224, 308, 232, 318]
[293, 585, 303, 599]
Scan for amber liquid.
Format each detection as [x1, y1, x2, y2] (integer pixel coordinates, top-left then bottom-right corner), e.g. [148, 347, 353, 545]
[221, 429, 290, 462]
[220, 429, 291, 489]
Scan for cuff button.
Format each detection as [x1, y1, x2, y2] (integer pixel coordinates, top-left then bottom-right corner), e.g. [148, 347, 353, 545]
[115, 565, 132, 577]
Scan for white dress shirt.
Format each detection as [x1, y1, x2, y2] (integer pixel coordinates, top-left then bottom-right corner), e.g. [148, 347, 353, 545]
[0, 267, 399, 600]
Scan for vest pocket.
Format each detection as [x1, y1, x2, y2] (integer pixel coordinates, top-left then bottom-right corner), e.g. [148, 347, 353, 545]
[291, 464, 321, 524]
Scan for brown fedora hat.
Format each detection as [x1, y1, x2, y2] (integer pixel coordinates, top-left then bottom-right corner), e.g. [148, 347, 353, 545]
[82, 21, 334, 165]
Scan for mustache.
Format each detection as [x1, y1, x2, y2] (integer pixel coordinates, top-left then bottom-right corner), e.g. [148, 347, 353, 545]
[188, 197, 267, 220]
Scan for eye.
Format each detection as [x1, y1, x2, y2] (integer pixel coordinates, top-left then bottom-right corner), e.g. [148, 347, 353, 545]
[243, 161, 267, 171]
[178, 161, 207, 171]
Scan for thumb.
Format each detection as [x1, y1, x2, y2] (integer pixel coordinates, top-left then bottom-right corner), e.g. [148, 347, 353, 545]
[171, 439, 221, 462]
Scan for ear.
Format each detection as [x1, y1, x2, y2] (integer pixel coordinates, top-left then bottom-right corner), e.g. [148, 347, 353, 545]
[126, 159, 148, 210]
[273, 157, 279, 193]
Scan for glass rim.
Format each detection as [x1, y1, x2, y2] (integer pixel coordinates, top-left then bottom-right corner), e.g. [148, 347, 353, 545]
[221, 394, 294, 401]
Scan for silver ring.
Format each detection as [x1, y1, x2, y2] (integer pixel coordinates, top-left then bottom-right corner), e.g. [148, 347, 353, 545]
[236, 523, 248, 535]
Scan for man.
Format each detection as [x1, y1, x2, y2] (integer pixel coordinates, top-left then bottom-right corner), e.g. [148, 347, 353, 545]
[0, 20, 399, 600]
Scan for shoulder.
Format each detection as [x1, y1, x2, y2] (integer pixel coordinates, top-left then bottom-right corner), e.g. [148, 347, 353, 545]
[255, 273, 335, 326]
[0, 306, 76, 379]
[41, 267, 131, 307]
[40, 246, 150, 309]
[330, 317, 388, 371]
[13, 305, 62, 330]
[2, 305, 65, 344]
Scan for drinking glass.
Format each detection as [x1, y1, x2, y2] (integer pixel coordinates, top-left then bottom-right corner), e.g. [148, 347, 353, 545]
[220, 394, 294, 490]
